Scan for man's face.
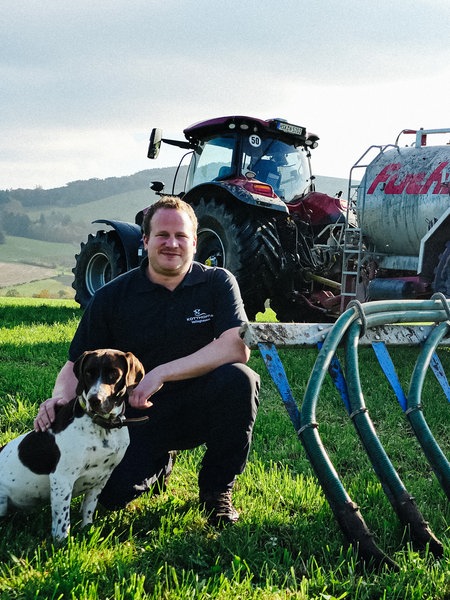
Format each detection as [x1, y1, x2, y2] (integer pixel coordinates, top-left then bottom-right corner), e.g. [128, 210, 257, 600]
[143, 208, 197, 279]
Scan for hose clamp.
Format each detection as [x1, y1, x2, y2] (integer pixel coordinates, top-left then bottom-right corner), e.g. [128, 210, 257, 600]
[297, 421, 318, 436]
[349, 406, 368, 420]
[348, 299, 368, 337]
[405, 404, 423, 416]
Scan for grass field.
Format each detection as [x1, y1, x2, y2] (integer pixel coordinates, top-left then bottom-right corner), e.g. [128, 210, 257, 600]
[0, 236, 77, 269]
[0, 236, 78, 299]
[0, 298, 449, 599]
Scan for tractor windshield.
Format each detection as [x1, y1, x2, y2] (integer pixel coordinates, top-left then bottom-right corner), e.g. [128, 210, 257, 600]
[186, 132, 312, 202]
[241, 138, 312, 202]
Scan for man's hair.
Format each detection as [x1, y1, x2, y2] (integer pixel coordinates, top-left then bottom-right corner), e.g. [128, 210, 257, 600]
[142, 196, 198, 236]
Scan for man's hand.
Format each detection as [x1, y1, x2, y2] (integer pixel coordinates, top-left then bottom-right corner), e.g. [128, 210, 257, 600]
[34, 397, 66, 432]
[34, 360, 77, 432]
[128, 370, 163, 409]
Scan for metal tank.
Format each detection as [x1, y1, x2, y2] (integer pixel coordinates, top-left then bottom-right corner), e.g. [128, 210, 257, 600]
[357, 131, 449, 257]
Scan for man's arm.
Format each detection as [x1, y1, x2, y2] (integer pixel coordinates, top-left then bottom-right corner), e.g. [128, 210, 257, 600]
[34, 360, 77, 431]
[129, 326, 249, 409]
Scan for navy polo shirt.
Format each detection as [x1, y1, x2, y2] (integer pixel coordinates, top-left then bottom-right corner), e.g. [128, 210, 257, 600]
[69, 259, 247, 371]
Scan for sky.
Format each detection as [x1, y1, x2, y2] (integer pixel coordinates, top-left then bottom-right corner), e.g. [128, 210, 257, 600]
[1, 0, 449, 191]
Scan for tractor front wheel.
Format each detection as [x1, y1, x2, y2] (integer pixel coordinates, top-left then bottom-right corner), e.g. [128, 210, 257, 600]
[72, 230, 127, 307]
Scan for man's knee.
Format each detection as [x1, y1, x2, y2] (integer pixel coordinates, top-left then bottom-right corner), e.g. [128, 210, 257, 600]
[214, 363, 260, 395]
[207, 363, 260, 418]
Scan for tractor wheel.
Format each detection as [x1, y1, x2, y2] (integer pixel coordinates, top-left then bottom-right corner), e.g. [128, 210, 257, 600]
[191, 197, 282, 320]
[433, 241, 450, 297]
[72, 230, 127, 307]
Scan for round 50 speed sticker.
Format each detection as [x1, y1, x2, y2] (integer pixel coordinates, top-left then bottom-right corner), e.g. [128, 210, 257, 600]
[249, 134, 261, 148]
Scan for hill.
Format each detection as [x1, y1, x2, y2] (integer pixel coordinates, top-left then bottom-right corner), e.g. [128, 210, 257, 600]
[0, 170, 350, 299]
[0, 167, 349, 244]
[30, 174, 348, 232]
[1, 168, 348, 217]
[0, 167, 181, 209]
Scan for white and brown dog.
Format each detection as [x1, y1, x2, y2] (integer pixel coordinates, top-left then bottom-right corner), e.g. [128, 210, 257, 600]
[0, 349, 145, 540]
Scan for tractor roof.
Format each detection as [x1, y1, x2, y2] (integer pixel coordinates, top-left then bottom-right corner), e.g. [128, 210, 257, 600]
[183, 115, 308, 146]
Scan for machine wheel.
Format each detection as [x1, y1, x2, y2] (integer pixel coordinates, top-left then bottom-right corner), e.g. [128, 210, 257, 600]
[191, 197, 282, 319]
[72, 230, 127, 307]
[433, 241, 450, 297]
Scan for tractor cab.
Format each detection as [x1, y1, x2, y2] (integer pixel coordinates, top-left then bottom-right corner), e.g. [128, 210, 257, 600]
[149, 116, 319, 204]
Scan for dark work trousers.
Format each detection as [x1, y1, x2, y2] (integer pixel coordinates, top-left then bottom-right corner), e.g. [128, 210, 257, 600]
[98, 363, 260, 510]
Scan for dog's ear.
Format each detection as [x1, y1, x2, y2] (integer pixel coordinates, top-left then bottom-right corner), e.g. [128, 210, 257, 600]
[73, 351, 90, 396]
[124, 352, 145, 390]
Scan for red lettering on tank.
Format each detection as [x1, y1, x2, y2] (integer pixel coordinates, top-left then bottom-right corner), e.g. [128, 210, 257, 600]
[367, 161, 448, 195]
[366, 164, 400, 194]
[384, 173, 410, 194]
[420, 161, 448, 194]
[404, 173, 427, 194]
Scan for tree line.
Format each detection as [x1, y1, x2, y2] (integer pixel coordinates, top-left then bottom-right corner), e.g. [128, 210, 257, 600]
[0, 168, 178, 208]
[0, 167, 178, 244]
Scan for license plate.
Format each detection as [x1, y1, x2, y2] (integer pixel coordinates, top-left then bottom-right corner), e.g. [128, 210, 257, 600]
[275, 121, 305, 137]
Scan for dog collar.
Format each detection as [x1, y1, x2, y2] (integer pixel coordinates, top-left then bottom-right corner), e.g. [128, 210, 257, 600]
[77, 396, 149, 429]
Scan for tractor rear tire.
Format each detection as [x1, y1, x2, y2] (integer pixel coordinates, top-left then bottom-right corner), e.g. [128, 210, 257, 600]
[433, 241, 450, 297]
[191, 197, 282, 320]
[72, 230, 127, 308]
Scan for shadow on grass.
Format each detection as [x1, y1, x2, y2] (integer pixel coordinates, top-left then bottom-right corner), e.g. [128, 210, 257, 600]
[0, 303, 81, 329]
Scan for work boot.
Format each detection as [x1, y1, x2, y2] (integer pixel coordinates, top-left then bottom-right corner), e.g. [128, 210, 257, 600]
[200, 489, 239, 526]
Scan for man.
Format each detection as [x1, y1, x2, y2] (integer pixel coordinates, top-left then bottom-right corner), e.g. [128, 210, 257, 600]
[34, 196, 260, 525]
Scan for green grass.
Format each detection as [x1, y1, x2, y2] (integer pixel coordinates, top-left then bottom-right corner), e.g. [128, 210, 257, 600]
[0, 298, 449, 598]
[0, 235, 78, 269]
[0, 236, 77, 298]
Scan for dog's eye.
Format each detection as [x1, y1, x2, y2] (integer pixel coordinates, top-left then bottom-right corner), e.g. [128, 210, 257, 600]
[85, 368, 98, 380]
[106, 368, 121, 383]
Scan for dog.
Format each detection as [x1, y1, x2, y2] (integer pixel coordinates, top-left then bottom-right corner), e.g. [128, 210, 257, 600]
[0, 349, 145, 540]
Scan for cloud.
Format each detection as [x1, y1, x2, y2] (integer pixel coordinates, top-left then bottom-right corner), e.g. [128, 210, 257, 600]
[1, 0, 449, 189]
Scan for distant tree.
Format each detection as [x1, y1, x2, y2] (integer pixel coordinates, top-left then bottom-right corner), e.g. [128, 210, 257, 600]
[2, 211, 32, 236]
[33, 289, 50, 298]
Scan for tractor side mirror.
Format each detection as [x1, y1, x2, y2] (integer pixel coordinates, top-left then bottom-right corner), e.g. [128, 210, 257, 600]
[150, 181, 165, 194]
[148, 128, 163, 159]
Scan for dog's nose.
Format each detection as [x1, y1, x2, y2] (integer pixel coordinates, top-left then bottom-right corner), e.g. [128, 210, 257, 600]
[88, 395, 101, 408]
[87, 395, 111, 414]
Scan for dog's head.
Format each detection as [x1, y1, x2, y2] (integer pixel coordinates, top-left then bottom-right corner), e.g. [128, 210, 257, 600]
[73, 349, 145, 416]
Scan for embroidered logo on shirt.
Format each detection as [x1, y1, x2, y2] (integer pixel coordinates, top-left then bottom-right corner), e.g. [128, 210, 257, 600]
[187, 308, 213, 324]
